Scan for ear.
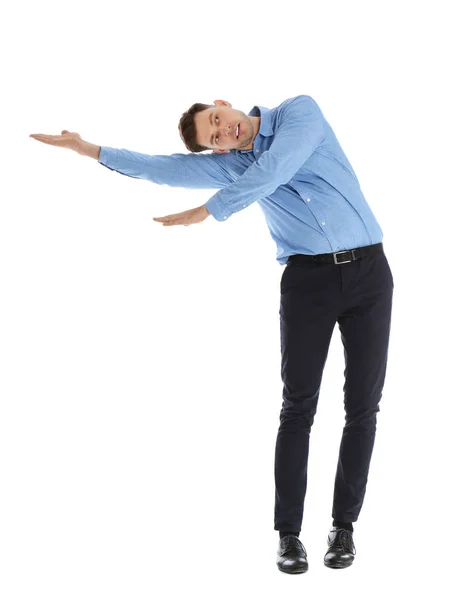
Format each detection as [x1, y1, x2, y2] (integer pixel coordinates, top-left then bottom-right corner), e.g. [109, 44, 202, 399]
[213, 99, 231, 108]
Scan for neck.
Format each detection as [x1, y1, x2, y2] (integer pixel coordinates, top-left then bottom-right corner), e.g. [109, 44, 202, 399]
[242, 116, 261, 150]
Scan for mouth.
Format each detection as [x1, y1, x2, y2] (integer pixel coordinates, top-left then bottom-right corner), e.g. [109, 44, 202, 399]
[235, 123, 240, 139]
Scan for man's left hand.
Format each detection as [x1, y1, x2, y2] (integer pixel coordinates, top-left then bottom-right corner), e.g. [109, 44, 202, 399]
[153, 205, 211, 227]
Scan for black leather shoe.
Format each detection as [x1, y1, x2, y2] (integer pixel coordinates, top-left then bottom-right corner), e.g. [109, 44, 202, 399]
[276, 535, 309, 574]
[323, 527, 356, 569]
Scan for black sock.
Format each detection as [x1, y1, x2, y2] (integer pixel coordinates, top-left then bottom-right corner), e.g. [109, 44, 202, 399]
[333, 519, 354, 532]
[279, 530, 300, 539]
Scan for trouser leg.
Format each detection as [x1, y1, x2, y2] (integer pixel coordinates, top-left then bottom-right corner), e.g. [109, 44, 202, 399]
[274, 263, 338, 532]
[332, 252, 394, 523]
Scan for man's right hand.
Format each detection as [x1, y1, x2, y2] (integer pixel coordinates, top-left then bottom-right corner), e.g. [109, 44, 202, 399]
[29, 129, 84, 153]
[29, 130, 101, 159]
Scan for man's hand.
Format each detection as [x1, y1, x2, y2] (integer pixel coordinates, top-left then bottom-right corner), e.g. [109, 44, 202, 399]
[29, 130, 84, 153]
[29, 130, 101, 159]
[153, 205, 211, 227]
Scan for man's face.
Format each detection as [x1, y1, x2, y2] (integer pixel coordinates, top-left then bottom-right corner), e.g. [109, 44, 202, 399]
[194, 100, 254, 153]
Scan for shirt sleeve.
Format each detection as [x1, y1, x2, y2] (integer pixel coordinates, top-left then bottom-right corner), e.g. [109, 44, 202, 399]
[98, 146, 231, 190]
[204, 95, 325, 221]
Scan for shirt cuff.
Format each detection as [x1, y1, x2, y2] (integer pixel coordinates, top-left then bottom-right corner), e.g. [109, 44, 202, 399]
[98, 146, 118, 169]
[204, 191, 233, 222]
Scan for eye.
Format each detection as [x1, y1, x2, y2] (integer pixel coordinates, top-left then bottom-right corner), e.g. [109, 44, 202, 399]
[215, 116, 219, 144]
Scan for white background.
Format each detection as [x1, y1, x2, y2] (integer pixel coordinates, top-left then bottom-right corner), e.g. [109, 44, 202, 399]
[1, 0, 451, 598]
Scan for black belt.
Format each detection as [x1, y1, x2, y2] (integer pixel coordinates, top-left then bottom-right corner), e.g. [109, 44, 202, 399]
[286, 243, 384, 266]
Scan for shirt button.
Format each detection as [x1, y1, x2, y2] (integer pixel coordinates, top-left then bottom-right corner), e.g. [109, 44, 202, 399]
[242, 204, 246, 208]
[256, 149, 260, 152]
[306, 197, 311, 202]
[321, 221, 326, 225]
[223, 215, 227, 219]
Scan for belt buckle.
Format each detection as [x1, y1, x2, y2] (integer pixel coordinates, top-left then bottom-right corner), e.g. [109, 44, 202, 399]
[333, 250, 355, 265]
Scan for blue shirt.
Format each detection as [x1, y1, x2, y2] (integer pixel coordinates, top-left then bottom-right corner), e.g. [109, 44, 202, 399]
[98, 94, 383, 265]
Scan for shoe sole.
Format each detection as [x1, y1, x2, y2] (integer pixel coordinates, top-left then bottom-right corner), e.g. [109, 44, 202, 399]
[277, 563, 309, 574]
[323, 558, 354, 569]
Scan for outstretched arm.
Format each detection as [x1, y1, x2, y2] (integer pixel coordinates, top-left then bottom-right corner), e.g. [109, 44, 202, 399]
[29, 130, 232, 225]
[29, 131, 232, 189]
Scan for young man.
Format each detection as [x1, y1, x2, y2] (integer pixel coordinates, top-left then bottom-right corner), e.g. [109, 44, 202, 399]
[30, 93, 394, 573]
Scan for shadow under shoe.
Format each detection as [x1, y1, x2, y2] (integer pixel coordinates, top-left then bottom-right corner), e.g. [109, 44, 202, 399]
[276, 535, 309, 574]
[323, 527, 356, 569]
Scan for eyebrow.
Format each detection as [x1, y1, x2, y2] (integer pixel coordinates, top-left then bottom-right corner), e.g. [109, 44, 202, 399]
[209, 112, 214, 146]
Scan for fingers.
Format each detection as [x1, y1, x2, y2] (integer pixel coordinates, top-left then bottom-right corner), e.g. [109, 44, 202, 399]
[153, 214, 183, 224]
[153, 217, 184, 226]
[29, 131, 71, 144]
[29, 134, 61, 145]
[153, 215, 191, 226]
[153, 208, 201, 227]
[153, 211, 186, 222]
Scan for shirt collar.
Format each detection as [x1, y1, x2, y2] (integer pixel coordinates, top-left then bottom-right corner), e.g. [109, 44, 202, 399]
[248, 105, 273, 136]
[235, 104, 273, 153]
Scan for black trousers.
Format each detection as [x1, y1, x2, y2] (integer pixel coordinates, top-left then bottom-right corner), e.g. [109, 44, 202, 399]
[274, 243, 394, 532]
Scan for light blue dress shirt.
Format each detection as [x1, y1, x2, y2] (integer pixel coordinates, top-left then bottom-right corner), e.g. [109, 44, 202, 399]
[98, 94, 383, 265]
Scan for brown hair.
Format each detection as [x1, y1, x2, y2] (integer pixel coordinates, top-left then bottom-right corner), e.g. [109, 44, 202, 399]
[178, 103, 214, 153]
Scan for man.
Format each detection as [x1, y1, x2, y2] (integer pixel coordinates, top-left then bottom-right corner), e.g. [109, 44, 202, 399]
[29, 93, 394, 574]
